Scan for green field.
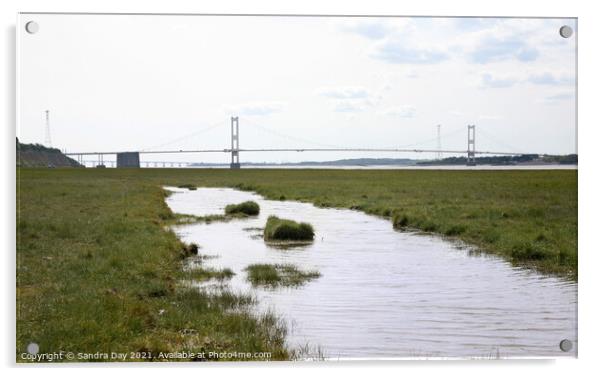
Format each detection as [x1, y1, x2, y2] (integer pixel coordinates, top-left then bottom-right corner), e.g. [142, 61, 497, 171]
[16, 167, 577, 361]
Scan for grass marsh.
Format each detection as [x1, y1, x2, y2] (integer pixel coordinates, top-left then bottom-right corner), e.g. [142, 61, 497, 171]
[16, 169, 289, 362]
[16, 167, 577, 360]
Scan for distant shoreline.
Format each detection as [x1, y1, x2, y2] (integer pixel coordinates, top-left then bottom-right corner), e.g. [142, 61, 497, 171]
[189, 155, 577, 169]
[182, 164, 577, 170]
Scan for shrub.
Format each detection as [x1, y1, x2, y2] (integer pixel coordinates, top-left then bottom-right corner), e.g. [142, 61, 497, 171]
[224, 201, 260, 216]
[264, 216, 314, 241]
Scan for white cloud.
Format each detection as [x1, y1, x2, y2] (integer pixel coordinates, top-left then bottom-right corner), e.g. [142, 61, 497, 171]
[339, 18, 449, 65]
[332, 100, 368, 113]
[338, 19, 392, 40]
[468, 34, 539, 63]
[223, 101, 285, 116]
[478, 114, 501, 121]
[480, 73, 519, 89]
[371, 37, 448, 65]
[341, 17, 545, 67]
[541, 92, 574, 104]
[478, 69, 574, 90]
[316, 86, 372, 99]
[380, 105, 417, 118]
[317, 86, 380, 113]
[527, 72, 573, 86]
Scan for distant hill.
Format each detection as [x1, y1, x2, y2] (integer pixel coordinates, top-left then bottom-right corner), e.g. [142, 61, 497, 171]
[16, 139, 82, 168]
[295, 158, 416, 166]
[417, 154, 578, 166]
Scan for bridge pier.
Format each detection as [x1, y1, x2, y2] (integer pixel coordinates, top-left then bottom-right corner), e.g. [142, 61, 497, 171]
[96, 153, 105, 168]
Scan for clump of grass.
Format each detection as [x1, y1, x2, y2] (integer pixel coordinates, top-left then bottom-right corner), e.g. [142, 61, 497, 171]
[176, 214, 234, 224]
[179, 242, 199, 258]
[243, 227, 263, 232]
[196, 214, 231, 223]
[291, 343, 326, 361]
[185, 267, 235, 281]
[244, 264, 320, 287]
[177, 184, 197, 191]
[264, 216, 314, 241]
[224, 201, 260, 216]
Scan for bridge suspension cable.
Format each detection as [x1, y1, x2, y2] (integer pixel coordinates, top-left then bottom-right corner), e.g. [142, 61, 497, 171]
[393, 125, 466, 150]
[244, 118, 469, 152]
[477, 127, 528, 155]
[243, 118, 345, 149]
[139, 119, 225, 151]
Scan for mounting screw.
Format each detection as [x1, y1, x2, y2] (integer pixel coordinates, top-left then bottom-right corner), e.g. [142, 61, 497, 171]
[559, 339, 573, 352]
[559, 25, 573, 39]
[27, 342, 39, 355]
[25, 21, 39, 34]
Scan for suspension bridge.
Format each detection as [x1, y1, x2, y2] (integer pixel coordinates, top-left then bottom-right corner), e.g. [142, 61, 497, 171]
[65, 117, 534, 169]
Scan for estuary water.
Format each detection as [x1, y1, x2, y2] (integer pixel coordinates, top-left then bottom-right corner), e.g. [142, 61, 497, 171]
[165, 187, 577, 359]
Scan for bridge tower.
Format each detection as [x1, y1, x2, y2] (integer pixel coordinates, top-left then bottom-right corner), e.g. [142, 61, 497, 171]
[230, 116, 241, 169]
[467, 124, 476, 166]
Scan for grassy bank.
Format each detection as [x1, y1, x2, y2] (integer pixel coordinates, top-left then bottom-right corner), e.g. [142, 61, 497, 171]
[16, 169, 288, 362]
[17, 167, 577, 359]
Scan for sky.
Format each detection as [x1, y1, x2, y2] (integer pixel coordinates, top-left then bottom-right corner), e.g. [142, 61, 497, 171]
[17, 14, 577, 164]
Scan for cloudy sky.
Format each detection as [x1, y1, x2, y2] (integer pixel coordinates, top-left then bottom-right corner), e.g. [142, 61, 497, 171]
[18, 14, 576, 163]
